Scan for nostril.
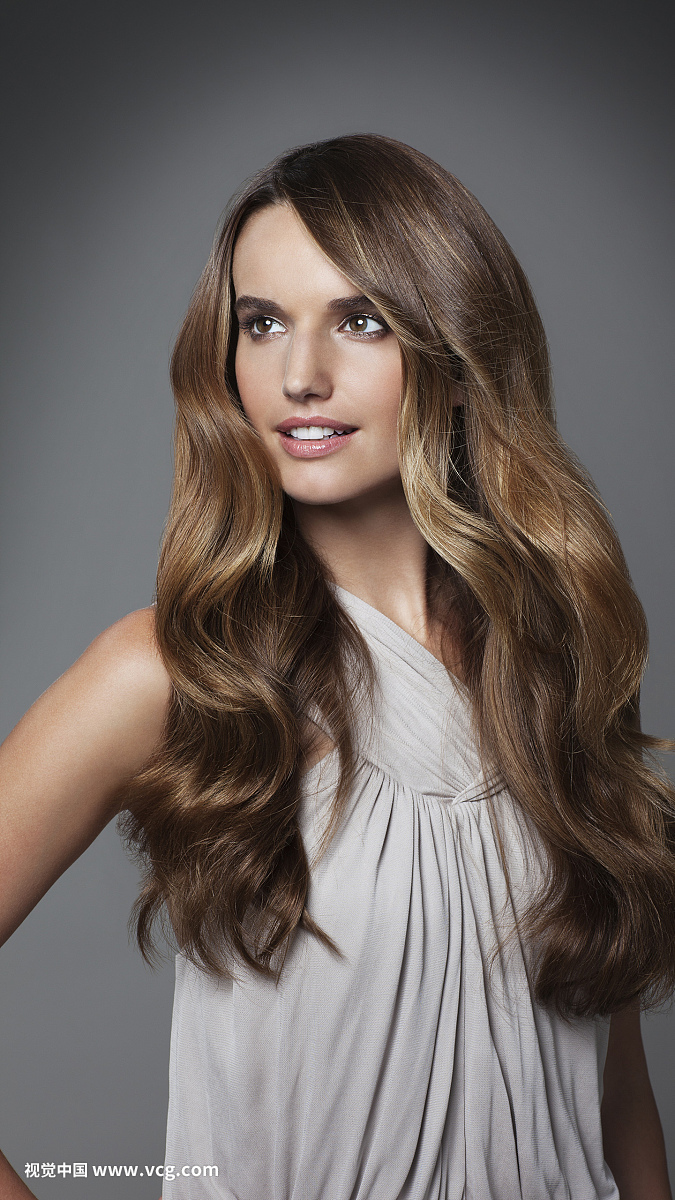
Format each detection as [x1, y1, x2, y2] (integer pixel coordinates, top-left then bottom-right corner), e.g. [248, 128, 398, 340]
[281, 377, 333, 402]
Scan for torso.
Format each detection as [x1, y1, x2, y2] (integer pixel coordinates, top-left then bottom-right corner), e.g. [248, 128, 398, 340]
[162, 587, 619, 1200]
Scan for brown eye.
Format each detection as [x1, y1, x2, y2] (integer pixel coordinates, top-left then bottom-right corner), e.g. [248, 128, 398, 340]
[344, 314, 384, 334]
[253, 317, 278, 335]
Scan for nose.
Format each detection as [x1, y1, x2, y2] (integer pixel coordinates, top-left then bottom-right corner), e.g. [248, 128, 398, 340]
[282, 331, 333, 402]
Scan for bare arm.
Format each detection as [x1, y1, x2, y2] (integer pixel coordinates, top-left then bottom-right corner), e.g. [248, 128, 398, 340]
[0, 607, 172, 1196]
[0, 1150, 44, 1199]
[602, 1007, 672, 1200]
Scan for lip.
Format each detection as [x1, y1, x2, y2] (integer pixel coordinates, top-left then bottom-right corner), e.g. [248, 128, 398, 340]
[278, 429, 357, 459]
[275, 416, 358, 433]
[274, 415, 359, 459]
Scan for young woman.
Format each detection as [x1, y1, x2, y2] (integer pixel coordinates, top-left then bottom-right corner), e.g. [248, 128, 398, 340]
[1, 134, 673, 1200]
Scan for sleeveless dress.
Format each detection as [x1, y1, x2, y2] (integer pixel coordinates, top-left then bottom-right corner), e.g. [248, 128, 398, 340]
[162, 587, 619, 1200]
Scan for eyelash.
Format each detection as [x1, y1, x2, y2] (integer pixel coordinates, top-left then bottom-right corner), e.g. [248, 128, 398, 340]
[238, 313, 389, 341]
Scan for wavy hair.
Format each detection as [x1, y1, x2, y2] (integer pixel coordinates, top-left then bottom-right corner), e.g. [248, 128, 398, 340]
[119, 134, 675, 1017]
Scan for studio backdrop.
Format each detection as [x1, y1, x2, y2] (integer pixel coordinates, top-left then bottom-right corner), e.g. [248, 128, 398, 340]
[1, 1, 673, 1195]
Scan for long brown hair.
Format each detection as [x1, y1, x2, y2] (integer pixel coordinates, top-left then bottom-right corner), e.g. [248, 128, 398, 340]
[119, 134, 675, 1018]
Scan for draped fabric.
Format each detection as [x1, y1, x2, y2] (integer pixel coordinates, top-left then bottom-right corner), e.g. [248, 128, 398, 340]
[162, 587, 619, 1200]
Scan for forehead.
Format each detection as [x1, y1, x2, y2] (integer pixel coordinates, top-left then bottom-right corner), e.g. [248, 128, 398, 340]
[232, 203, 353, 298]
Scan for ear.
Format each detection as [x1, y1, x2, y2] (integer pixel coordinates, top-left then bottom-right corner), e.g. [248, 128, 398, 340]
[450, 385, 464, 408]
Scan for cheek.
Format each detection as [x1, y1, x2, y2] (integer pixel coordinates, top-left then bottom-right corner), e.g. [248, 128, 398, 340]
[370, 358, 403, 437]
[234, 346, 262, 425]
[233, 343, 249, 398]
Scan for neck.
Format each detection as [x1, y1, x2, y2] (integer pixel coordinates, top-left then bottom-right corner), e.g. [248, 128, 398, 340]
[291, 480, 442, 657]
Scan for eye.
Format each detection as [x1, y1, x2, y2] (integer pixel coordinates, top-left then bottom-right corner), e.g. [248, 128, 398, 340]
[241, 315, 286, 338]
[342, 313, 387, 336]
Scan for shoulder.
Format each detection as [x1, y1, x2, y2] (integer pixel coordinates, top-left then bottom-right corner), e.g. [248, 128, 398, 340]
[77, 606, 171, 703]
[85, 603, 160, 658]
[67, 606, 173, 753]
[7, 607, 173, 794]
[0, 610, 171, 944]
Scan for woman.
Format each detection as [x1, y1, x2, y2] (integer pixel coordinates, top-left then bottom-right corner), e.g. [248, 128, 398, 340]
[1, 134, 673, 1199]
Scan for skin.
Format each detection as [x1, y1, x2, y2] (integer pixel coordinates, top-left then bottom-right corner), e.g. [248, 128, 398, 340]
[0, 201, 671, 1199]
[232, 201, 447, 666]
[602, 1008, 672, 1199]
[0, 610, 171, 1199]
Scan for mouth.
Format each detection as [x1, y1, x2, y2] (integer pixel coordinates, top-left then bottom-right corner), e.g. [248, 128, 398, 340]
[275, 417, 358, 459]
[275, 417, 358, 440]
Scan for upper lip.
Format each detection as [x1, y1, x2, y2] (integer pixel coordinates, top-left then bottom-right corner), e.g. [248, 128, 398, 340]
[275, 416, 358, 433]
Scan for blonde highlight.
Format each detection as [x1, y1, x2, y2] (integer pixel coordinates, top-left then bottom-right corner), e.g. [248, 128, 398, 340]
[119, 134, 675, 1016]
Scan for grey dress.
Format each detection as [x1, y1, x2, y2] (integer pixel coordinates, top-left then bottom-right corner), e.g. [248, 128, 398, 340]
[162, 587, 619, 1200]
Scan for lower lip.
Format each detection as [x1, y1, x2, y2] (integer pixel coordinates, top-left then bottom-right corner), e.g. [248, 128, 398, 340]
[278, 431, 357, 458]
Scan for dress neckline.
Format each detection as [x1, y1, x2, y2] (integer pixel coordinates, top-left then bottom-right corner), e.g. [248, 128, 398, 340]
[333, 584, 467, 699]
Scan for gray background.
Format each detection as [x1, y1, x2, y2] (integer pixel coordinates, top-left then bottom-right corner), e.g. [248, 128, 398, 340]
[1, 0, 673, 1194]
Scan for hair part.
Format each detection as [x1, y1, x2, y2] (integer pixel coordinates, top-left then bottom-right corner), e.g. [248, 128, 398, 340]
[119, 133, 675, 1017]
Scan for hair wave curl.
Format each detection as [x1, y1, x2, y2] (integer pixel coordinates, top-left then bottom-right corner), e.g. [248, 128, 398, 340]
[119, 134, 675, 1018]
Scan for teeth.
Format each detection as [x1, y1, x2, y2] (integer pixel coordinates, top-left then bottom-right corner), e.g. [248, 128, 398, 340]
[288, 426, 348, 440]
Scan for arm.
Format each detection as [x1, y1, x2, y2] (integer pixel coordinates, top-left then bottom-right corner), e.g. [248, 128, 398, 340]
[0, 1151, 44, 1200]
[601, 1006, 672, 1200]
[0, 607, 172, 1197]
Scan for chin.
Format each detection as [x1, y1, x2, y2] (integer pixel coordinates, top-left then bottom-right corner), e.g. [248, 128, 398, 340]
[284, 486, 363, 507]
[278, 461, 403, 510]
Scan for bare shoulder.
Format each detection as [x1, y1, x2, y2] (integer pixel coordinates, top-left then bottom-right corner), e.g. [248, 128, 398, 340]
[82, 605, 169, 690]
[2, 604, 173, 788]
[60, 604, 174, 765]
[1, 606, 173, 830]
[0, 610, 172, 946]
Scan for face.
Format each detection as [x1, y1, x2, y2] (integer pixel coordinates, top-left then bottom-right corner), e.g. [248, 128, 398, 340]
[232, 203, 403, 508]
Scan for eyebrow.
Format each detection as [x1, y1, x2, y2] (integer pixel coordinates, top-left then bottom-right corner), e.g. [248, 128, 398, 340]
[234, 293, 377, 317]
